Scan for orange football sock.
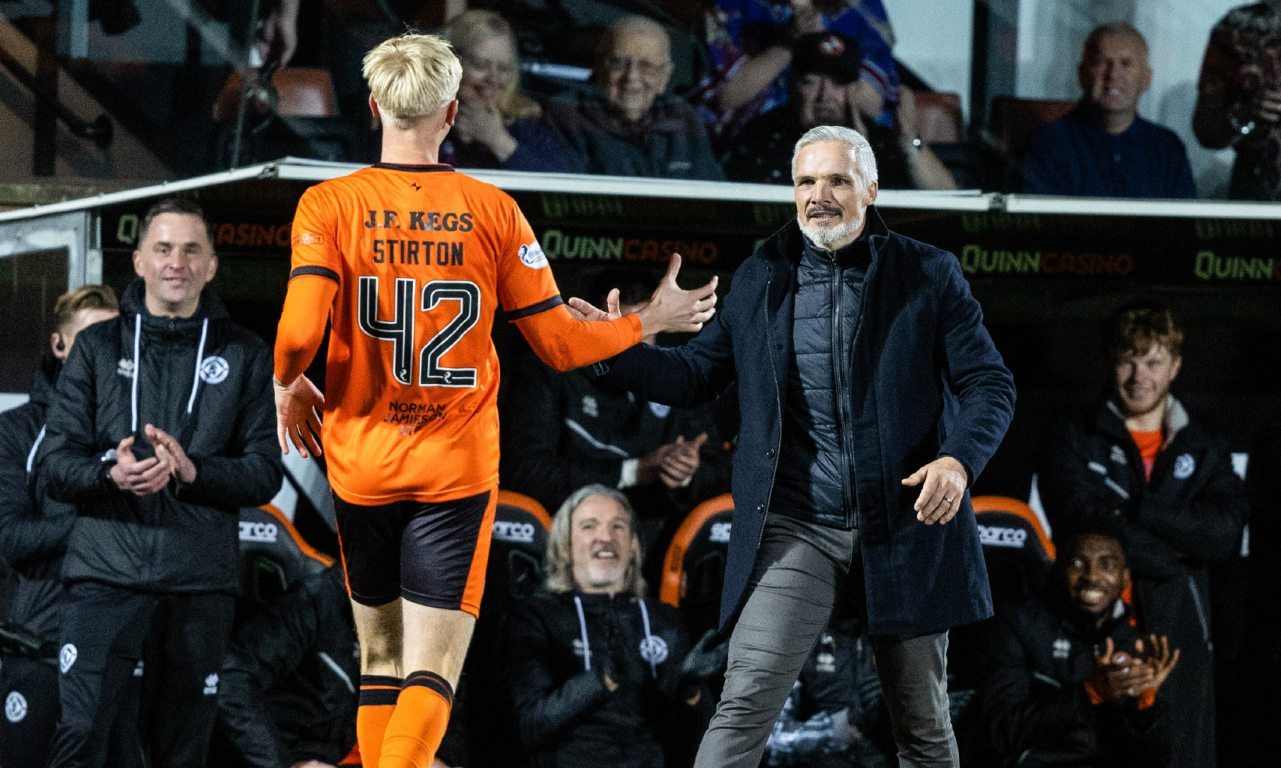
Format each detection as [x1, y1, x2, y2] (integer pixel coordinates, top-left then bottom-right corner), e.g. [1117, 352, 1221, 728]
[380, 670, 454, 768]
[357, 675, 401, 768]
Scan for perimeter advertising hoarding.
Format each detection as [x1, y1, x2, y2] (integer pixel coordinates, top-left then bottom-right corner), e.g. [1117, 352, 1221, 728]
[99, 187, 1281, 288]
[93, 184, 1280, 494]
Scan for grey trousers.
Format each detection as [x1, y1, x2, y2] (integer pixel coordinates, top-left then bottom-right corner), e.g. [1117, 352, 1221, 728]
[694, 515, 959, 768]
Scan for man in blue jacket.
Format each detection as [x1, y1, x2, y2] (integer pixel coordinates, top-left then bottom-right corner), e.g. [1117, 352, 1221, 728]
[582, 124, 1015, 767]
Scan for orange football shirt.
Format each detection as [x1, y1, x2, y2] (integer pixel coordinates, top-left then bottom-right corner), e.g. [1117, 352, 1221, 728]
[283, 163, 637, 505]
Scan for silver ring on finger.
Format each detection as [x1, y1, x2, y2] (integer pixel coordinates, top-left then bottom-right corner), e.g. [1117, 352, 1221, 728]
[944, 497, 954, 503]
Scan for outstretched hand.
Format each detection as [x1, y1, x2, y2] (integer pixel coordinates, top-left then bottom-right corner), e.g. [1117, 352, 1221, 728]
[567, 254, 718, 336]
[635, 253, 718, 335]
[274, 374, 324, 457]
[567, 288, 622, 323]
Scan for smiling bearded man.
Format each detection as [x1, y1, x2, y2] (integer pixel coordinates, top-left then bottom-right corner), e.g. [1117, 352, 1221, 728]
[585, 124, 1016, 767]
[504, 485, 722, 768]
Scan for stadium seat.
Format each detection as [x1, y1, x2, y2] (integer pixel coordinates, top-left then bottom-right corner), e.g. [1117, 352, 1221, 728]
[988, 96, 1075, 162]
[212, 68, 339, 123]
[915, 91, 965, 145]
[460, 491, 554, 767]
[659, 493, 734, 639]
[985, 96, 1075, 189]
[951, 496, 1058, 754]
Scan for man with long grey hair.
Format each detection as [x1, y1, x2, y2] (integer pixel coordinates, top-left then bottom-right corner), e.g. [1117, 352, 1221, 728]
[581, 124, 1016, 766]
[505, 484, 722, 767]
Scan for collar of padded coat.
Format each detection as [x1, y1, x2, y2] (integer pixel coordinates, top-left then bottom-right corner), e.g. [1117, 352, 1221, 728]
[120, 277, 229, 335]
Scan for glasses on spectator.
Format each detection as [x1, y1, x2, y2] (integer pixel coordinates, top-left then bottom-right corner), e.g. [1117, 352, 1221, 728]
[604, 56, 669, 80]
[462, 55, 517, 80]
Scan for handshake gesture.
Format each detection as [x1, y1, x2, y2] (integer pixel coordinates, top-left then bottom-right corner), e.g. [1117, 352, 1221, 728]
[1086, 635, 1181, 704]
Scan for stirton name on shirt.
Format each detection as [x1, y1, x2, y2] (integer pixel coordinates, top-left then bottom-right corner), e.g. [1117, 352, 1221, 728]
[364, 208, 475, 266]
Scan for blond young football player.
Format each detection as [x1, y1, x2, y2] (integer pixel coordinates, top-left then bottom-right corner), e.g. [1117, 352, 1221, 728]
[272, 33, 717, 768]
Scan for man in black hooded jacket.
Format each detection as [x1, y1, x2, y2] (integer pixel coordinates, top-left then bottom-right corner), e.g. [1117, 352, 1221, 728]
[0, 285, 118, 768]
[38, 198, 283, 768]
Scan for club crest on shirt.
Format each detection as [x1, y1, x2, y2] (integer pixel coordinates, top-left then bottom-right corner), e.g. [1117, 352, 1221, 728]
[1110, 445, 1127, 466]
[648, 402, 671, 419]
[1173, 453, 1196, 480]
[518, 242, 548, 269]
[639, 635, 669, 665]
[5, 691, 28, 723]
[59, 643, 77, 673]
[199, 356, 229, 384]
[1052, 638, 1071, 660]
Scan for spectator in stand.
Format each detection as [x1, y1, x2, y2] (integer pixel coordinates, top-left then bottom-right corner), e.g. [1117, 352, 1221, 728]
[698, 0, 899, 141]
[39, 198, 284, 768]
[1021, 23, 1195, 198]
[0, 285, 118, 768]
[723, 31, 955, 189]
[440, 9, 574, 172]
[1037, 300, 1247, 768]
[765, 617, 892, 768]
[499, 270, 731, 581]
[505, 485, 722, 768]
[975, 520, 1179, 767]
[1193, 2, 1281, 200]
[212, 564, 359, 768]
[544, 15, 725, 179]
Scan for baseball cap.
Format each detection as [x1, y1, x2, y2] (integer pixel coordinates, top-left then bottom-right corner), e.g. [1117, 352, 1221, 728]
[791, 32, 863, 85]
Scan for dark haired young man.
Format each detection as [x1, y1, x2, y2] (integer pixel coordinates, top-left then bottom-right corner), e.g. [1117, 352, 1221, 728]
[976, 521, 1179, 767]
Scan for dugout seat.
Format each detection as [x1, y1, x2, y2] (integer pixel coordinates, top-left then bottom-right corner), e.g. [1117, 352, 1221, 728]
[460, 491, 554, 767]
[660, 493, 735, 640]
[972, 495, 1056, 604]
[489, 490, 553, 603]
[951, 496, 1057, 757]
[237, 504, 333, 613]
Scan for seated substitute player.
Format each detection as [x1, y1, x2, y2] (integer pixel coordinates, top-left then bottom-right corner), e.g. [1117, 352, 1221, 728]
[975, 519, 1180, 767]
[271, 32, 719, 768]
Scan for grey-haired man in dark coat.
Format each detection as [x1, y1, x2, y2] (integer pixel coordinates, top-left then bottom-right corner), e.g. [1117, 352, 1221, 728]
[579, 125, 1015, 767]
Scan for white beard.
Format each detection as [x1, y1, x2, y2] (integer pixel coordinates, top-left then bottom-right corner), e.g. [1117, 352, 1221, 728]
[798, 214, 863, 248]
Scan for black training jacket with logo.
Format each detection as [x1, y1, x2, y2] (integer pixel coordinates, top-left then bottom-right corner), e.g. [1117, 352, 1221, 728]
[38, 279, 282, 594]
[0, 353, 76, 645]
